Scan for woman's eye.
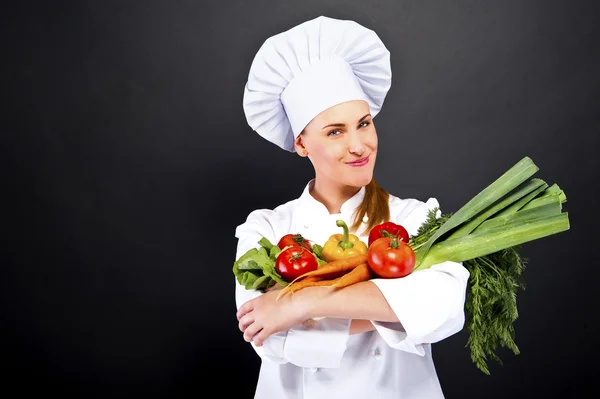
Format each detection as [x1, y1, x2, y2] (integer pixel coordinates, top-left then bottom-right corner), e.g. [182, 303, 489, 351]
[359, 121, 370, 128]
[327, 129, 341, 136]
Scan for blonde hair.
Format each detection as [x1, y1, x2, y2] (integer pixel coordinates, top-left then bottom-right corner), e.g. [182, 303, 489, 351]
[350, 178, 390, 233]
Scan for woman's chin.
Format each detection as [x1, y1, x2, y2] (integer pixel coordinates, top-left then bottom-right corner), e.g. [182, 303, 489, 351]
[345, 172, 374, 188]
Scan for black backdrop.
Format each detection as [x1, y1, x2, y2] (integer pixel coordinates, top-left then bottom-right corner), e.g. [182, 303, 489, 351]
[3, 1, 599, 398]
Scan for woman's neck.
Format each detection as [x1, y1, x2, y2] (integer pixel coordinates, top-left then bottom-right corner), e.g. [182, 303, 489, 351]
[310, 178, 361, 214]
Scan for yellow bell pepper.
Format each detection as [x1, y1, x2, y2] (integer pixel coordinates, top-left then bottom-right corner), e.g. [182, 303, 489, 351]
[321, 219, 368, 262]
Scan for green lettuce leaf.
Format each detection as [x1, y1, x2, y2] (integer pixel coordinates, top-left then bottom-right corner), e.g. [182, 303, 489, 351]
[232, 238, 288, 291]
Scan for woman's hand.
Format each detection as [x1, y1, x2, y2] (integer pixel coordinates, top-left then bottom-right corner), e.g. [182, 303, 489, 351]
[236, 286, 322, 346]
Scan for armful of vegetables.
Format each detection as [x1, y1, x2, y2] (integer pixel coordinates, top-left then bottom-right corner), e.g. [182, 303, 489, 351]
[233, 156, 570, 376]
[274, 156, 571, 376]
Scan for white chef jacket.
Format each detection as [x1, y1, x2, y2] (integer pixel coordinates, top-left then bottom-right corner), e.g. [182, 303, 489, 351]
[234, 179, 470, 399]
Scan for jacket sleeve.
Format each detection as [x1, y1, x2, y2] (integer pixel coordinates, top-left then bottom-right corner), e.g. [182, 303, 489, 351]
[369, 198, 471, 356]
[234, 209, 351, 368]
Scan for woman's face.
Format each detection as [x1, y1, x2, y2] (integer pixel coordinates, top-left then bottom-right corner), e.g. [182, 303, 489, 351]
[294, 100, 378, 188]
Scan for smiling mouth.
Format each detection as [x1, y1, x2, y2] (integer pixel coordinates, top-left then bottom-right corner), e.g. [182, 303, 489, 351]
[346, 155, 370, 166]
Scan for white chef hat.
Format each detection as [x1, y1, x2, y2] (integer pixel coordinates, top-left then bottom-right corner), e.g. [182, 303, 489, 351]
[242, 16, 392, 152]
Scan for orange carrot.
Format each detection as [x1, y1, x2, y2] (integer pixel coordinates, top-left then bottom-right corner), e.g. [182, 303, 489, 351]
[276, 255, 371, 300]
[289, 276, 343, 293]
[277, 262, 374, 300]
[288, 254, 369, 284]
[331, 263, 372, 288]
[276, 276, 343, 300]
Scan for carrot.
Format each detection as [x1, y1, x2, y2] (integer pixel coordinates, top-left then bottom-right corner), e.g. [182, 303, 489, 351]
[275, 255, 371, 301]
[289, 276, 343, 293]
[331, 263, 372, 288]
[276, 276, 340, 300]
[288, 254, 369, 284]
[277, 262, 375, 301]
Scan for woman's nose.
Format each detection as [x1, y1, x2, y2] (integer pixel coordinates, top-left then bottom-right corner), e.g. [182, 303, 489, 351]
[347, 131, 366, 155]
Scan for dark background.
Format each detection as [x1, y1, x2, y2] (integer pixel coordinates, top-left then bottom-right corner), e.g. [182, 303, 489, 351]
[2, 0, 598, 398]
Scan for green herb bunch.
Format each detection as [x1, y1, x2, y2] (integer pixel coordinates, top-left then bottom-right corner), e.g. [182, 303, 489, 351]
[411, 209, 527, 375]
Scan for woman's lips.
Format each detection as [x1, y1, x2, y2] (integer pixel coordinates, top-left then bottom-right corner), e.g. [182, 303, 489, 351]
[346, 155, 370, 167]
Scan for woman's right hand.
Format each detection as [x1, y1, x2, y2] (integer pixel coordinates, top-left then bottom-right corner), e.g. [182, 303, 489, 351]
[237, 285, 318, 346]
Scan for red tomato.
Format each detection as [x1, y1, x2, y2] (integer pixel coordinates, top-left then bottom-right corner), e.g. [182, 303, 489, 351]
[275, 246, 318, 282]
[367, 237, 415, 278]
[368, 222, 410, 247]
[277, 233, 312, 251]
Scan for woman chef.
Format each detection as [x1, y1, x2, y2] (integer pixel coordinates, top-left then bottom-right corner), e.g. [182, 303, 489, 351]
[234, 16, 470, 399]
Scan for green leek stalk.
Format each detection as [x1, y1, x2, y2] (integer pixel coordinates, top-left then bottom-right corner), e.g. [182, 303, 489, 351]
[412, 157, 569, 271]
[413, 157, 540, 261]
[416, 212, 568, 270]
[445, 178, 548, 240]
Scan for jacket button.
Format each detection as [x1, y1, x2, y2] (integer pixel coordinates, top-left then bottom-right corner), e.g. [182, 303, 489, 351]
[362, 215, 369, 223]
[373, 347, 381, 357]
[304, 223, 312, 229]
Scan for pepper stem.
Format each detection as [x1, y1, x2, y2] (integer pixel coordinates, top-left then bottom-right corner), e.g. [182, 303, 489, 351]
[336, 220, 354, 250]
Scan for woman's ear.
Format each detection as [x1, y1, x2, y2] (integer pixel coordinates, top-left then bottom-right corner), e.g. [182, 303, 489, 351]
[294, 135, 309, 157]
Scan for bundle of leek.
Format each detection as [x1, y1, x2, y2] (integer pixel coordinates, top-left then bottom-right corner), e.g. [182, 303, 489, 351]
[407, 156, 570, 375]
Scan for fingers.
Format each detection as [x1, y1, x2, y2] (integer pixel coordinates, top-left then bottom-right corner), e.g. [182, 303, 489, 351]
[236, 301, 254, 321]
[236, 295, 276, 346]
[238, 313, 254, 333]
[253, 330, 270, 347]
[243, 321, 263, 343]
[239, 312, 269, 346]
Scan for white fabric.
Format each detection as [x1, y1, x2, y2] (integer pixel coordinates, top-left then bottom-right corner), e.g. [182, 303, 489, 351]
[234, 180, 470, 399]
[243, 16, 392, 152]
[281, 57, 368, 136]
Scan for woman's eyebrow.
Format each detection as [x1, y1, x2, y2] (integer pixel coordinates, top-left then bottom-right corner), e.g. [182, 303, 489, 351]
[321, 113, 371, 130]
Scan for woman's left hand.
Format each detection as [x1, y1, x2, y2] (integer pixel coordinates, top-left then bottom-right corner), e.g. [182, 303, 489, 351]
[236, 287, 316, 346]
